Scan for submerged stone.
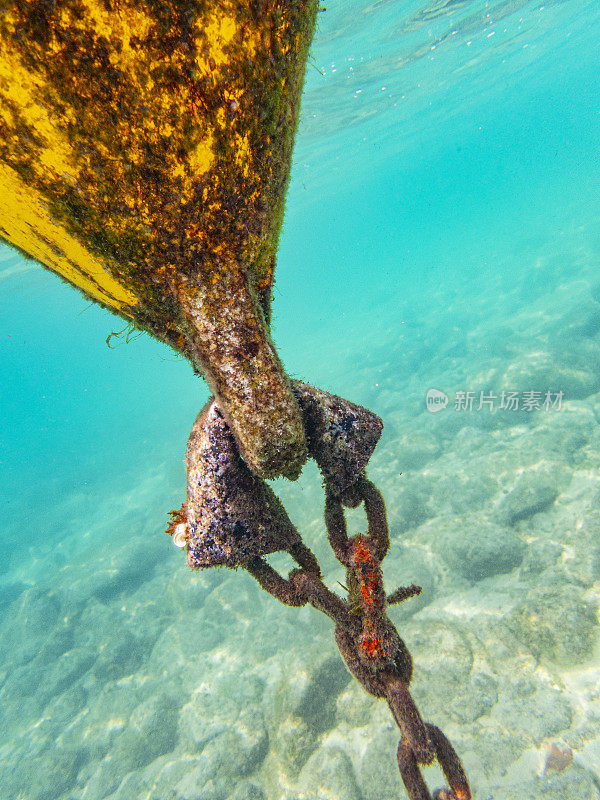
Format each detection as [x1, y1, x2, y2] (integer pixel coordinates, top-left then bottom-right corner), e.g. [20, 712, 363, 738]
[496, 469, 559, 526]
[505, 584, 598, 667]
[299, 746, 362, 800]
[437, 515, 525, 583]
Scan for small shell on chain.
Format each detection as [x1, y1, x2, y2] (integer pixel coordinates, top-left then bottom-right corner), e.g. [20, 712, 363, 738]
[172, 523, 188, 548]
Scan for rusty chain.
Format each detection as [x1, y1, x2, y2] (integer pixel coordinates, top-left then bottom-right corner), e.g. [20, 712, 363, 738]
[245, 475, 471, 800]
[170, 382, 471, 800]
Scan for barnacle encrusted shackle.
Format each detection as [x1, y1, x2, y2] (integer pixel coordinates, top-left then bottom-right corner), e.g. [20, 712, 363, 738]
[168, 381, 384, 567]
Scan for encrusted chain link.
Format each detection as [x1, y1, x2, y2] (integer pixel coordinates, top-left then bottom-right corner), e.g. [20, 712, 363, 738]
[246, 475, 471, 800]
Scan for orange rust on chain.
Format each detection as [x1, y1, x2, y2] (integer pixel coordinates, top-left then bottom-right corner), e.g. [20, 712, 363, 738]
[352, 535, 384, 609]
[361, 636, 384, 658]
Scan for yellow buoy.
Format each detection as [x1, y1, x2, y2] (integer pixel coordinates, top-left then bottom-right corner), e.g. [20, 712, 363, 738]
[0, 0, 319, 478]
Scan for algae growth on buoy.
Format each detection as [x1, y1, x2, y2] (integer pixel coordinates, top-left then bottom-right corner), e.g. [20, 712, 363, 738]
[0, 0, 319, 479]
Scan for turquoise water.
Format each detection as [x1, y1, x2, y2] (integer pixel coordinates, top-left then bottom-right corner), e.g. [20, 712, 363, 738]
[2, 0, 600, 798]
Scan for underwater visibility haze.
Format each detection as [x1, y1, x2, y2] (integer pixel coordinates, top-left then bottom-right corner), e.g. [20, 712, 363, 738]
[2, 0, 600, 798]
